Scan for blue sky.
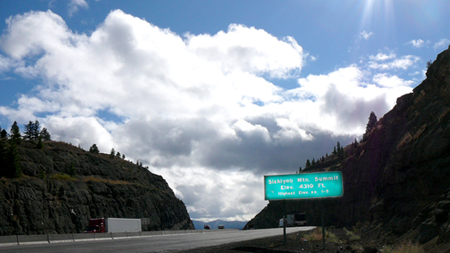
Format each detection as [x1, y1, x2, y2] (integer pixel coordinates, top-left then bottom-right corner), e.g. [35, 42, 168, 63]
[0, 0, 449, 222]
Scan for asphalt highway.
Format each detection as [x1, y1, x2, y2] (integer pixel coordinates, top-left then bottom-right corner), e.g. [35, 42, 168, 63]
[0, 227, 314, 253]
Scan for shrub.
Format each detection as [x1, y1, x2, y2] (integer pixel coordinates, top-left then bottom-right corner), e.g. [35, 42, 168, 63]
[381, 241, 424, 253]
[302, 227, 339, 243]
[344, 228, 361, 242]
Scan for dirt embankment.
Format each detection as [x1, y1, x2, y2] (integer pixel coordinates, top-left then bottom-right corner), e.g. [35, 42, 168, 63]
[179, 225, 450, 253]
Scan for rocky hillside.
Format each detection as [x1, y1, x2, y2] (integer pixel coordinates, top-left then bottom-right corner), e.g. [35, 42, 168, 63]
[245, 45, 450, 245]
[0, 141, 194, 235]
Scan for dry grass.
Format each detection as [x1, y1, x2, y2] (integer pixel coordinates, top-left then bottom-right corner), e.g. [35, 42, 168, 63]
[344, 227, 361, 242]
[49, 173, 76, 181]
[82, 176, 131, 185]
[381, 241, 425, 253]
[302, 227, 339, 243]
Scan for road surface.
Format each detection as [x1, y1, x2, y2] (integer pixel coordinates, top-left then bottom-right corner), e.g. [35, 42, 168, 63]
[0, 227, 314, 253]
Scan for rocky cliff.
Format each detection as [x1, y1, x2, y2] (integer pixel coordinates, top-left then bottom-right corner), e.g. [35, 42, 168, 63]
[244, 45, 450, 245]
[0, 141, 194, 235]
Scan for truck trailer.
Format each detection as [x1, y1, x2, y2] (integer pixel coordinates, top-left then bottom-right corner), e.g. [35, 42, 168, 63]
[279, 213, 307, 227]
[84, 218, 142, 233]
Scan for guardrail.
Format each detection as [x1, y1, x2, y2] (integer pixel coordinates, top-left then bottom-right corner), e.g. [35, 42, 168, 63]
[0, 230, 205, 246]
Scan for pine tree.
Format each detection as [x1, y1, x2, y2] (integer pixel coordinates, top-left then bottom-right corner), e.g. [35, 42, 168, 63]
[364, 111, 378, 140]
[0, 133, 5, 172]
[116, 152, 121, 158]
[305, 159, 311, 168]
[336, 142, 341, 158]
[3, 143, 22, 178]
[0, 129, 7, 138]
[110, 148, 115, 159]
[23, 121, 33, 140]
[39, 127, 51, 141]
[10, 121, 21, 144]
[89, 144, 99, 154]
[23, 120, 41, 140]
[353, 138, 358, 148]
[32, 120, 40, 140]
[37, 136, 44, 149]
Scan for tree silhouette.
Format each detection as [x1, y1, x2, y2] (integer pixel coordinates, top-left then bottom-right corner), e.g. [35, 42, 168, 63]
[364, 111, 378, 140]
[0, 128, 7, 138]
[110, 148, 115, 159]
[10, 121, 21, 144]
[89, 144, 100, 154]
[305, 159, 311, 168]
[39, 127, 51, 141]
[1, 142, 22, 178]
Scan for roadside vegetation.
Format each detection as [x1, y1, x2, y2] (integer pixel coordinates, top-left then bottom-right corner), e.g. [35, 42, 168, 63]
[381, 241, 425, 253]
[302, 227, 339, 243]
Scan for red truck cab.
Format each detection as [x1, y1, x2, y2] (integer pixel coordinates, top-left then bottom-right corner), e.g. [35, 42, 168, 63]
[84, 218, 105, 233]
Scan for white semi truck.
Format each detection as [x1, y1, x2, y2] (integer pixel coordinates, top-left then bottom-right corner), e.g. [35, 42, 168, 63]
[84, 218, 142, 233]
[279, 213, 307, 227]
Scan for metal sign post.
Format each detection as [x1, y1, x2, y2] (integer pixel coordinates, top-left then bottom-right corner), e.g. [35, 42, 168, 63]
[321, 199, 325, 250]
[283, 200, 286, 245]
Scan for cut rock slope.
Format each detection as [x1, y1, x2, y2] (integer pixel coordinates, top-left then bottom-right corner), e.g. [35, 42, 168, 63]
[245, 45, 450, 245]
[0, 141, 194, 235]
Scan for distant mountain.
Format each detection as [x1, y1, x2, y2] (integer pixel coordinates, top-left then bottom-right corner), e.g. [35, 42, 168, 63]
[192, 219, 247, 230]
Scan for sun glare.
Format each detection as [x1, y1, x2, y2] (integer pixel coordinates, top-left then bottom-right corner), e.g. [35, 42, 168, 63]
[360, 0, 394, 32]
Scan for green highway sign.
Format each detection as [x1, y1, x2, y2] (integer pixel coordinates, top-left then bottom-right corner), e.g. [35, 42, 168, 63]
[264, 171, 343, 201]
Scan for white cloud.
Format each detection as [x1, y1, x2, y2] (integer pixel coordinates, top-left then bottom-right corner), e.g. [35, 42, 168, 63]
[369, 53, 396, 61]
[153, 167, 266, 221]
[360, 31, 373, 40]
[373, 73, 414, 88]
[434, 39, 450, 50]
[368, 55, 420, 70]
[0, 10, 416, 221]
[0, 54, 12, 72]
[186, 24, 303, 78]
[408, 39, 424, 48]
[68, 0, 89, 16]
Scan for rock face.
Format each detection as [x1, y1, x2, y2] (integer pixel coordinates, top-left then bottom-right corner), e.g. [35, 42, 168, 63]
[244, 45, 450, 244]
[0, 141, 194, 235]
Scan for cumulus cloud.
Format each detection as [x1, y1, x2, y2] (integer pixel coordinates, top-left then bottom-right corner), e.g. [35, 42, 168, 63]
[0, 10, 418, 221]
[434, 38, 450, 50]
[186, 25, 303, 78]
[155, 167, 265, 221]
[408, 39, 424, 48]
[369, 53, 396, 61]
[373, 73, 414, 88]
[368, 55, 420, 70]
